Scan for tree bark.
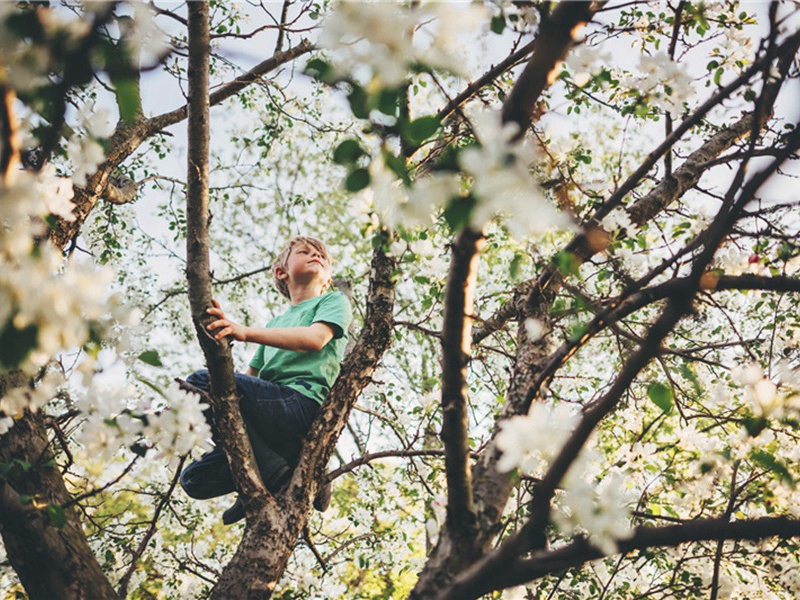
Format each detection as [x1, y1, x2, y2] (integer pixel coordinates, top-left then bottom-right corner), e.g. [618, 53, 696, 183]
[0, 411, 119, 600]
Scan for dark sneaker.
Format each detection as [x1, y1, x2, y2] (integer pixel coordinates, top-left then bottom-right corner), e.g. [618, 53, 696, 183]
[313, 480, 331, 512]
[222, 498, 245, 525]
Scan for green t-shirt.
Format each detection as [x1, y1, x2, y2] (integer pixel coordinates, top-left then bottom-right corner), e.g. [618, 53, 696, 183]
[249, 291, 353, 404]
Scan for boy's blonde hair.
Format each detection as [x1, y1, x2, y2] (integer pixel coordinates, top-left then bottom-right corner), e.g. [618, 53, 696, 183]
[272, 236, 332, 299]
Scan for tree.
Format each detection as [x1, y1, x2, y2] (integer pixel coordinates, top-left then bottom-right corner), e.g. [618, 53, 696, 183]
[2, 1, 800, 598]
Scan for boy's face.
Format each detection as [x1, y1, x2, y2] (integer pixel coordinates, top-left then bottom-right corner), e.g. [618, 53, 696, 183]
[276, 242, 332, 290]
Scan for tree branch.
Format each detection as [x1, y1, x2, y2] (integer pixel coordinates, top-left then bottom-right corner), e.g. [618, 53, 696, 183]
[472, 28, 800, 344]
[497, 516, 800, 593]
[117, 456, 186, 597]
[501, 1, 602, 136]
[442, 116, 800, 600]
[184, 1, 266, 508]
[440, 228, 484, 539]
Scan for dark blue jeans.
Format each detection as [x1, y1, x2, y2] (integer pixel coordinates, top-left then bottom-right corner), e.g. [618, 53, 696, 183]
[179, 370, 320, 499]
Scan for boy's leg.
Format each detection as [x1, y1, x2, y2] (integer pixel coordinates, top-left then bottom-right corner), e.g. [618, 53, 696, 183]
[180, 370, 236, 499]
[180, 370, 319, 506]
[233, 373, 320, 477]
[179, 447, 235, 499]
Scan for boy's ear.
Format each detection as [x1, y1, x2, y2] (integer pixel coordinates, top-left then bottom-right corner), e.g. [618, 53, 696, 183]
[274, 266, 288, 281]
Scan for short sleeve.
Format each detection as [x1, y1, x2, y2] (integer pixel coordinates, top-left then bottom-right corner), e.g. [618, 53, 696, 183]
[250, 343, 265, 371]
[312, 292, 352, 339]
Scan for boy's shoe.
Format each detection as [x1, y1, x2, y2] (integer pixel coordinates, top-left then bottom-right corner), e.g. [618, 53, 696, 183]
[222, 498, 245, 525]
[221, 466, 293, 525]
[313, 480, 331, 512]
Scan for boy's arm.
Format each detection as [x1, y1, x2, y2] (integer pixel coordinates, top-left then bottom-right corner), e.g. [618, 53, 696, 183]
[243, 323, 334, 352]
[246, 366, 259, 377]
[206, 300, 334, 352]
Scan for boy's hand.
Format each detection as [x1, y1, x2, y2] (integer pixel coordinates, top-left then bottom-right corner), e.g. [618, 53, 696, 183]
[206, 299, 248, 342]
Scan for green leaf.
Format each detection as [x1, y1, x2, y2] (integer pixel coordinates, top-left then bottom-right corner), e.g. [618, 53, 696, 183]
[680, 363, 703, 396]
[554, 251, 582, 277]
[347, 86, 370, 119]
[135, 375, 165, 397]
[403, 115, 441, 146]
[376, 88, 401, 116]
[345, 168, 370, 192]
[647, 382, 673, 413]
[332, 139, 365, 166]
[743, 415, 768, 437]
[443, 195, 477, 232]
[509, 253, 523, 279]
[44, 214, 59, 230]
[0, 321, 38, 371]
[752, 450, 794, 485]
[490, 14, 506, 34]
[113, 78, 142, 124]
[383, 151, 408, 183]
[304, 58, 333, 82]
[713, 66, 724, 87]
[46, 504, 67, 529]
[138, 350, 163, 367]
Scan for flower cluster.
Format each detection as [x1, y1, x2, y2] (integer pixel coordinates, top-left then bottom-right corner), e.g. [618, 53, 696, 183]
[0, 167, 119, 377]
[142, 381, 213, 459]
[554, 468, 636, 555]
[732, 362, 782, 417]
[319, 3, 485, 89]
[366, 109, 571, 240]
[496, 401, 635, 554]
[459, 110, 572, 237]
[565, 43, 611, 87]
[495, 401, 579, 474]
[74, 371, 213, 462]
[616, 52, 695, 113]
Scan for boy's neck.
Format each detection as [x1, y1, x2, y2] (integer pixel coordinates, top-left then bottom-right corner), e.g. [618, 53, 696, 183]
[288, 282, 327, 305]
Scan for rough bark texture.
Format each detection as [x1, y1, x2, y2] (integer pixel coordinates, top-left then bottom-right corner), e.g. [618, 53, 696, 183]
[0, 411, 119, 600]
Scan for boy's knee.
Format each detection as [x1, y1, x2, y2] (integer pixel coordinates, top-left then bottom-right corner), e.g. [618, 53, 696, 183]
[179, 462, 206, 499]
[186, 369, 210, 390]
[239, 393, 254, 417]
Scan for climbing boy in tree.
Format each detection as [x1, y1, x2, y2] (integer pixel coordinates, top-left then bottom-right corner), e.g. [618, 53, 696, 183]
[180, 236, 352, 525]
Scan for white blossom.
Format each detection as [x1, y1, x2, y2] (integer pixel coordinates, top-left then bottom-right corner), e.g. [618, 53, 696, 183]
[601, 207, 633, 234]
[555, 468, 636, 555]
[495, 402, 579, 474]
[67, 135, 106, 186]
[368, 160, 460, 228]
[524, 317, 546, 342]
[142, 381, 212, 459]
[319, 3, 485, 88]
[76, 102, 115, 139]
[459, 109, 572, 238]
[565, 44, 610, 87]
[732, 362, 764, 386]
[0, 415, 13, 435]
[617, 52, 694, 113]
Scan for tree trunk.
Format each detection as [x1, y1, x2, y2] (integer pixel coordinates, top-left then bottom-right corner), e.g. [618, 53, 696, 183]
[0, 410, 119, 600]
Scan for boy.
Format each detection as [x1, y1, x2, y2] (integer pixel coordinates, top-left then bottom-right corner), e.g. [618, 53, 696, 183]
[180, 236, 352, 524]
